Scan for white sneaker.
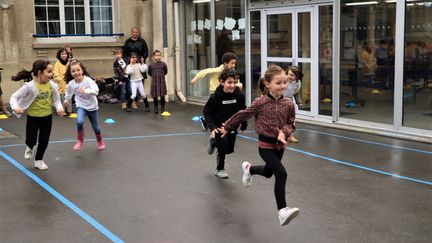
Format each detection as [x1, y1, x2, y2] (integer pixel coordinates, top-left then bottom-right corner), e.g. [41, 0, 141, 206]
[278, 207, 299, 226]
[34, 160, 48, 170]
[214, 169, 229, 178]
[241, 161, 252, 187]
[24, 146, 34, 160]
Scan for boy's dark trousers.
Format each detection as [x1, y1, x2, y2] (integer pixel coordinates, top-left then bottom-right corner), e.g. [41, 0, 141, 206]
[26, 115, 52, 161]
[215, 131, 237, 170]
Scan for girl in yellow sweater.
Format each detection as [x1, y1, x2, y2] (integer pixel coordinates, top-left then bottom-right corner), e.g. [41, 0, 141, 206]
[53, 48, 72, 115]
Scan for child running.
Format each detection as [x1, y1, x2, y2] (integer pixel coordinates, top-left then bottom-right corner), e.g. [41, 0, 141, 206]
[190, 52, 242, 130]
[203, 68, 247, 178]
[125, 52, 150, 112]
[284, 66, 303, 143]
[10, 59, 65, 170]
[53, 48, 72, 115]
[148, 50, 168, 114]
[219, 65, 300, 226]
[64, 60, 105, 151]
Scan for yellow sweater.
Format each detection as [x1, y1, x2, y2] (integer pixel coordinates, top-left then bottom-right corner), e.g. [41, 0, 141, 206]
[193, 65, 224, 92]
[53, 60, 68, 94]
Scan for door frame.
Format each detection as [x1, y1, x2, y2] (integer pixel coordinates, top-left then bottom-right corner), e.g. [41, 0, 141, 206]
[261, 6, 319, 117]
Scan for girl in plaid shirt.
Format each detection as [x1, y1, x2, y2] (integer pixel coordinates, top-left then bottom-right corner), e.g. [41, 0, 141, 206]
[219, 65, 300, 226]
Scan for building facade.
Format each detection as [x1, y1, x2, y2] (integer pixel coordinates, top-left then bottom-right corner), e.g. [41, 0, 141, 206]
[0, 0, 431, 141]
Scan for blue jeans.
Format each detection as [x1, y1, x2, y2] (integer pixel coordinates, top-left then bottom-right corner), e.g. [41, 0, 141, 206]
[119, 77, 131, 102]
[76, 107, 101, 134]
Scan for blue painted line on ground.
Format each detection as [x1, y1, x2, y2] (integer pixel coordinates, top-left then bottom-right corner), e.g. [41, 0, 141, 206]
[297, 128, 432, 155]
[0, 150, 124, 243]
[237, 134, 432, 186]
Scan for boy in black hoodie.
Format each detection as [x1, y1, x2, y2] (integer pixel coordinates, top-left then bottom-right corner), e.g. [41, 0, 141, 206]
[203, 68, 247, 178]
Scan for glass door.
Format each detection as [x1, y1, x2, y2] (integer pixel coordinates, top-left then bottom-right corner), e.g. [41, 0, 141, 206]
[262, 7, 315, 115]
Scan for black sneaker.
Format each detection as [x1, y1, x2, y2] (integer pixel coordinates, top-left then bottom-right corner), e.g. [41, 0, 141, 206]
[207, 138, 216, 155]
[200, 116, 208, 130]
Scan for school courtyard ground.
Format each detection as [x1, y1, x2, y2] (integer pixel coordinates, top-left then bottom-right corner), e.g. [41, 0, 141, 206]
[0, 102, 431, 243]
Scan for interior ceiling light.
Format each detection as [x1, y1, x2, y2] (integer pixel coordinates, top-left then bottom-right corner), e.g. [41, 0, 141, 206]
[345, 1, 378, 6]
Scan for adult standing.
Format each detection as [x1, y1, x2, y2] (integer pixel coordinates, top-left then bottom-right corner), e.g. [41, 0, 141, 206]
[123, 27, 149, 66]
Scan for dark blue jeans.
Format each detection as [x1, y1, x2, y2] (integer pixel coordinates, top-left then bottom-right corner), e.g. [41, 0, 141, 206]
[119, 77, 131, 102]
[76, 107, 101, 134]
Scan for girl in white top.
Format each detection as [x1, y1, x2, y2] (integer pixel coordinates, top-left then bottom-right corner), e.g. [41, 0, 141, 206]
[10, 59, 65, 170]
[64, 60, 105, 151]
[125, 52, 150, 112]
[284, 66, 303, 143]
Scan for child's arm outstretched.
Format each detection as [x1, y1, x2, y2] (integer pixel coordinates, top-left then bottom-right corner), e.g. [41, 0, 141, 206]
[50, 81, 65, 116]
[190, 66, 222, 85]
[81, 78, 99, 96]
[219, 99, 260, 137]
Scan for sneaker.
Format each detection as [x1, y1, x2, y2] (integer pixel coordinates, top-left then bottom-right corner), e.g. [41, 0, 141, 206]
[34, 160, 48, 170]
[241, 161, 252, 187]
[200, 116, 208, 130]
[207, 138, 216, 155]
[278, 207, 300, 226]
[24, 146, 34, 160]
[214, 169, 229, 178]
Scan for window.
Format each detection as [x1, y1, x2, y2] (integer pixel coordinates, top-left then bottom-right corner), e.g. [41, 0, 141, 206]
[34, 0, 113, 37]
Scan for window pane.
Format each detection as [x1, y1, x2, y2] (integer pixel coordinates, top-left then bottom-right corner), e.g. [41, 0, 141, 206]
[35, 7, 47, 21]
[251, 11, 261, 100]
[91, 22, 101, 34]
[64, 0, 74, 5]
[48, 21, 60, 35]
[101, 21, 112, 34]
[318, 5, 333, 116]
[65, 7, 74, 20]
[34, 0, 46, 5]
[76, 21, 85, 34]
[267, 14, 292, 57]
[90, 0, 99, 4]
[75, 7, 85, 20]
[47, 7, 59, 21]
[47, 0, 59, 5]
[403, 2, 432, 130]
[101, 0, 111, 5]
[65, 22, 75, 34]
[100, 7, 112, 20]
[185, 1, 211, 99]
[75, 0, 84, 5]
[90, 6, 100, 20]
[35, 21, 47, 35]
[298, 12, 311, 58]
[340, 1, 395, 124]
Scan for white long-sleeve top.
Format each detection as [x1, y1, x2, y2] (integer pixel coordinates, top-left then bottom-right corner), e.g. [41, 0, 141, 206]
[126, 63, 147, 82]
[9, 80, 63, 118]
[65, 76, 99, 111]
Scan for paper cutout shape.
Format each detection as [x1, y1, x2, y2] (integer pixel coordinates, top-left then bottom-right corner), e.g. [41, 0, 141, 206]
[204, 19, 211, 30]
[232, 30, 240, 40]
[161, 111, 171, 116]
[197, 20, 204, 30]
[191, 21, 197, 31]
[216, 19, 224, 30]
[224, 17, 236, 30]
[193, 34, 202, 44]
[192, 116, 201, 121]
[238, 18, 245, 29]
[0, 114, 9, 119]
[69, 113, 77, 118]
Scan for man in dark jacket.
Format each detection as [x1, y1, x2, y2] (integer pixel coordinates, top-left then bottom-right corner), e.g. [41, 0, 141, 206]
[123, 27, 149, 65]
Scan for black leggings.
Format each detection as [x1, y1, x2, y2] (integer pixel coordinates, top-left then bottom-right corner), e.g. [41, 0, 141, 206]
[26, 115, 52, 161]
[250, 148, 287, 210]
[215, 132, 237, 170]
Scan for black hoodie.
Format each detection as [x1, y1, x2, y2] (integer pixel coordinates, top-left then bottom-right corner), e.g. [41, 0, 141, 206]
[203, 85, 247, 131]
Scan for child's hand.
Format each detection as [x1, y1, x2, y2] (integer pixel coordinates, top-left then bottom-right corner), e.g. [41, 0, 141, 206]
[57, 109, 66, 117]
[218, 127, 228, 138]
[63, 100, 69, 107]
[14, 107, 23, 114]
[210, 129, 218, 139]
[79, 87, 85, 94]
[190, 78, 197, 85]
[277, 130, 287, 144]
